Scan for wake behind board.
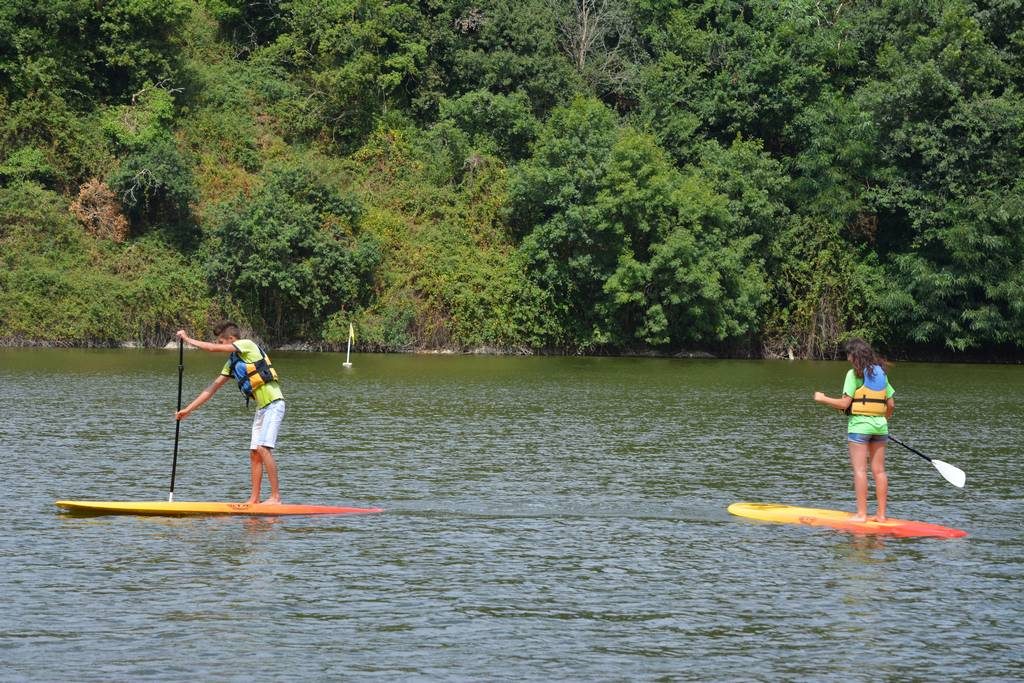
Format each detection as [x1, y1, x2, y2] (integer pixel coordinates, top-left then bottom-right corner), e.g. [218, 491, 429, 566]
[56, 500, 383, 517]
[728, 502, 966, 539]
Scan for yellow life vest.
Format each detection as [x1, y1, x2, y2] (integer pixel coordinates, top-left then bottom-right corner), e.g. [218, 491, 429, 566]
[846, 366, 889, 416]
[847, 385, 888, 416]
[229, 345, 279, 401]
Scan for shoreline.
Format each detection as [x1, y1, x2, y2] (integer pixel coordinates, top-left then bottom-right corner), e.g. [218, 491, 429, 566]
[2, 337, 1022, 363]
[0, 337, 722, 359]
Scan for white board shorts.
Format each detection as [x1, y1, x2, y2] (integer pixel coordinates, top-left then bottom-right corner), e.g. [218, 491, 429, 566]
[251, 399, 286, 450]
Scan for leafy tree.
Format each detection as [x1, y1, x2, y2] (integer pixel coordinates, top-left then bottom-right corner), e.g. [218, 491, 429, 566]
[509, 97, 620, 345]
[636, 0, 828, 159]
[598, 133, 767, 347]
[206, 162, 381, 339]
[643, 219, 765, 346]
[695, 137, 790, 251]
[203, 0, 289, 53]
[852, 1, 1024, 350]
[103, 87, 197, 242]
[512, 98, 766, 349]
[107, 137, 197, 237]
[438, 89, 539, 161]
[264, 0, 430, 148]
[445, 0, 584, 116]
[0, 0, 191, 105]
[0, 146, 57, 186]
[0, 93, 110, 192]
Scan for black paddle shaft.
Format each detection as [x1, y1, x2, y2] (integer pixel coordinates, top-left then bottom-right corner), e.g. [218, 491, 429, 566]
[888, 435, 932, 463]
[169, 339, 184, 499]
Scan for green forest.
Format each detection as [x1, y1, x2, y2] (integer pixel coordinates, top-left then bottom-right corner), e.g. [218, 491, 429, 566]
[1, 0, 1022, 357]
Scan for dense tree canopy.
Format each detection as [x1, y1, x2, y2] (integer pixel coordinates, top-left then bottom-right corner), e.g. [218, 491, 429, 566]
[1, 0, 1022, 357]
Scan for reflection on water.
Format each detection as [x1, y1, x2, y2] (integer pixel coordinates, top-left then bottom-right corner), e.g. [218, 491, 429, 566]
[838, 533, 892, 557]
[241, 516, 283, 533]
[1, 350, 1021, 680]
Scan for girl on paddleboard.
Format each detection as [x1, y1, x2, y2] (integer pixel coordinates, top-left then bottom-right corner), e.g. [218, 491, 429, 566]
[814, 338, 895, 522]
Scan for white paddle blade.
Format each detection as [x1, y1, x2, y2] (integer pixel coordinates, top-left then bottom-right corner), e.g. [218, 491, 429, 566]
[932, 459, 966, 488]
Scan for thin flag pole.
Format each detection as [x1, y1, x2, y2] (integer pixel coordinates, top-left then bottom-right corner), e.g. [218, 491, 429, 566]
[169, 338, 184, 501]
[343, 322, 354, 367]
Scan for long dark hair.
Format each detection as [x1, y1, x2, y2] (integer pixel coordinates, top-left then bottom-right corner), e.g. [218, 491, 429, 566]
[844, 338, 888, 379]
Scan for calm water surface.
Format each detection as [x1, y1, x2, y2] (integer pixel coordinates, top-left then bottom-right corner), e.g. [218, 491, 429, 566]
[1, 350, 1021, 680]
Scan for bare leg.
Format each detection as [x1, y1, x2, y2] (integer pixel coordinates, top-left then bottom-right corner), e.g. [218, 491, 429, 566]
[848, 441, 869, 522]
[869, 440, 888, 521]
[244, 449, 262, 505]
[256, 445, 281, 504]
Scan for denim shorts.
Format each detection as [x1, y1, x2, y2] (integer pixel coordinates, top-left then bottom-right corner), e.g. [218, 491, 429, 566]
[847, 432, 889, 444]
[251, 399, 286, 450]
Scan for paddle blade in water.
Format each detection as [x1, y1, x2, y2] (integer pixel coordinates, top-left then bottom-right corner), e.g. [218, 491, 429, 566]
[932, 459, 966, 488]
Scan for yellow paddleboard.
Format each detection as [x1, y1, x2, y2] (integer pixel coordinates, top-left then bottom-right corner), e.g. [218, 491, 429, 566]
[56, 500, 383, 517]
[728, 502, 966, 538]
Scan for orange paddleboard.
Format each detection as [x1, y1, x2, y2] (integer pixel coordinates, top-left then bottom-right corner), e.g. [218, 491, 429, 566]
[728, 502, 966, 538]
[56, 500, 383, 517]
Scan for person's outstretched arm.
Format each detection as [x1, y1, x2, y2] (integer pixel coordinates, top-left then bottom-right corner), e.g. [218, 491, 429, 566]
[177, 375, 231, 420]
[176, 329, 235, 353]
[814, 392, 853, 412]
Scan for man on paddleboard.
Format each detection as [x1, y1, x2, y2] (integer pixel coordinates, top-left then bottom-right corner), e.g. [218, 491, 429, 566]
[174, 322, 285, 505]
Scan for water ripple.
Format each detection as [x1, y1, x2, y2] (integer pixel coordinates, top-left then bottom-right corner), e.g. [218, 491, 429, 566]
[1, 350, 1021, 680]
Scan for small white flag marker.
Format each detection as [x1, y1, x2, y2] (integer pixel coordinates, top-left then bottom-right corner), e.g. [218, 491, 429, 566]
[343, 322, 354, 367]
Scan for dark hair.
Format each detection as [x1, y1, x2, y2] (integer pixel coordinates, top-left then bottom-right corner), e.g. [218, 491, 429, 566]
[844, 338, 888, 379]
[213, 321, 242, 339]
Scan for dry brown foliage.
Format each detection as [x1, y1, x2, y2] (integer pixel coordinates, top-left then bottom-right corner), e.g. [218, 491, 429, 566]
[70, 178, 129, 243]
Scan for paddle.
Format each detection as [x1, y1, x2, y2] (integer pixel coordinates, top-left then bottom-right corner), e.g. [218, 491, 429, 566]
[169, 338, 184, 501]
[888, 435, 966, 488]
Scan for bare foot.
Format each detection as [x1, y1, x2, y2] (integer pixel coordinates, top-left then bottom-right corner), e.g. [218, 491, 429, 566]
[263, 496, 282, 505]
[873, 515, 887, 523]
[849, 514, 868, 523]
[242, 497, 259, 506]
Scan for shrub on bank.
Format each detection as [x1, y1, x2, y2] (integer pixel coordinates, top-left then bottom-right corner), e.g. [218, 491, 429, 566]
[0, 181, 214, 345]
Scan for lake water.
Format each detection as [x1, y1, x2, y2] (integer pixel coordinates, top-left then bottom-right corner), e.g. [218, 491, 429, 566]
[1, 349, 1021, 680]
